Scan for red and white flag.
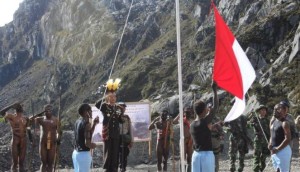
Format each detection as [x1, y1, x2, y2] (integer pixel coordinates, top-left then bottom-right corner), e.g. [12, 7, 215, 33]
[212, 4, 256, 122]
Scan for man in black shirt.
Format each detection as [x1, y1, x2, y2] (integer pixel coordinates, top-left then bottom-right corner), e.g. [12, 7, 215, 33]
[72, 104, 99, 172]
[268, 103, 292, 172]
[190, 82, 218, 172]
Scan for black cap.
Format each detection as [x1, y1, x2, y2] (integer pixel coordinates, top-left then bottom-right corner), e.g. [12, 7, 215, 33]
[118, 102, 127, 107]
[279, 100, 289, 108]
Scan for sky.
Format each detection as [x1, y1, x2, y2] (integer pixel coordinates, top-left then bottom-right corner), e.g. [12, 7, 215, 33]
[0, 0, 24, 27]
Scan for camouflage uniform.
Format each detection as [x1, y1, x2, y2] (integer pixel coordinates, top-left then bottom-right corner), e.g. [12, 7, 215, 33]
[226, 115, 250, 172]
[211, 116, 224, 172]
[286, 114, 298, 146]
[296, 115, 300, 155]
[250, 115, 270, 172]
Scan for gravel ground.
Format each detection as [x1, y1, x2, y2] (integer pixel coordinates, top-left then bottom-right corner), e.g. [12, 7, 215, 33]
[53, 145, 300, 172]
[1, 127, 299, 172]
[54, 155, 300, 172]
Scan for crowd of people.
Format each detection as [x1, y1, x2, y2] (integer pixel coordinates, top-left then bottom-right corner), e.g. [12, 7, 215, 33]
[0, 80, 300, 172]
[147, 82, 299, 172]
[0, 86, 133, 172]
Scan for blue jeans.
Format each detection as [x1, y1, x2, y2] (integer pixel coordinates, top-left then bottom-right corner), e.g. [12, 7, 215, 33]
[192, 150, 215, 172]
[72, 150, 92, 172]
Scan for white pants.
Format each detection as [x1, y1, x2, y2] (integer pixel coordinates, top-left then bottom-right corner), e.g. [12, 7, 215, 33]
[192, 150, 215, 172]
[72, 150, 92, 172]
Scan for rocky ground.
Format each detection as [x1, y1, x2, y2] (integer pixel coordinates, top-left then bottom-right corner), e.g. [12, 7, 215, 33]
[55, 154, 300, 172]
[38, 138, 300, 172]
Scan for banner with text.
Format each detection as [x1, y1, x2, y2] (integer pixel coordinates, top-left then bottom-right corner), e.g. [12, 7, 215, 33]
[92, 102, 151, 143]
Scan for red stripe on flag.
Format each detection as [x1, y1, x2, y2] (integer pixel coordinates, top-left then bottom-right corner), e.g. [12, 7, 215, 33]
[212, 5, 244, 99]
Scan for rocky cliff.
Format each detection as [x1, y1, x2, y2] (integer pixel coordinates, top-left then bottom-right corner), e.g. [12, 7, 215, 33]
[0, 0, 299, 170]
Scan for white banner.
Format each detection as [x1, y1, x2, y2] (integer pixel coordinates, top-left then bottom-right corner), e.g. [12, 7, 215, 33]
[92, 102, 151, 143]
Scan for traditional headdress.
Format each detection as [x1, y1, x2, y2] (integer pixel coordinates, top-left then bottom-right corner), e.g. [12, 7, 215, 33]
[106, 78, 121, 92]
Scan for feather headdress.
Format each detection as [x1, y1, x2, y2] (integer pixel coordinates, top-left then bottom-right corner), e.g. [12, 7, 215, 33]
[106, 78, 121, 92]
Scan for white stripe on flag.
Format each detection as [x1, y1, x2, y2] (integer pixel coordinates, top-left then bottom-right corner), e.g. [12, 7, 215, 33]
[224, 40, 256, 122]
[224, 96, 246, 122]
[232, 39, 256, 96]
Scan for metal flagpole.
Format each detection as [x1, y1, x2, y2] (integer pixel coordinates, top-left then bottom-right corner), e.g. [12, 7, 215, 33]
[175, 0, 185, 171]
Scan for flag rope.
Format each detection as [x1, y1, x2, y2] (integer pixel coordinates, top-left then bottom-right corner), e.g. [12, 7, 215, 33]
[246, 93, 272, 172]
[246, 92, 271, 172]
[246, 93, 269, 143]
[92, 0, 135, 170]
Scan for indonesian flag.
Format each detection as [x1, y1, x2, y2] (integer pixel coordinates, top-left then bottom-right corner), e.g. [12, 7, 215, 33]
[212, 4, 256, 122]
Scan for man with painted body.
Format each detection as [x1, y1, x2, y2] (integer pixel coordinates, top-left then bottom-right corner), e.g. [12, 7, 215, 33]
[173, 107, 193, 172]
[35, 104, 61, 172]
[0, 103, 31, 172]
[250, 105, 270, 172]
[149, 110, 173, 172]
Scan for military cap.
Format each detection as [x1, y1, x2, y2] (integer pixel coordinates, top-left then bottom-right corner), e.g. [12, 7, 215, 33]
[118, 102, 127, 107]
[255, 105, 267, 112]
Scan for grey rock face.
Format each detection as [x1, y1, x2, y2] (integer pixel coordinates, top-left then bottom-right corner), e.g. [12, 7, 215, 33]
[289, 22, 300, 63]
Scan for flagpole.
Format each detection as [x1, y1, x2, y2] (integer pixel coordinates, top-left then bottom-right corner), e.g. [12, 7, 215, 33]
[175, 0, 185, 171]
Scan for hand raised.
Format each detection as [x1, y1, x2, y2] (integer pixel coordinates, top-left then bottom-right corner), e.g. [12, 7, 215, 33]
[211, 81, 217, 90]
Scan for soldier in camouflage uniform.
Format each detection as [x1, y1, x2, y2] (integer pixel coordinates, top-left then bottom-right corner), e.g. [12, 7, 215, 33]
[250, 105, 270, 172]
[225, 115, 251, 172]
[211, 116, 224, 172]
[295, 113, 300, 155]
[207, 103, 224, 172]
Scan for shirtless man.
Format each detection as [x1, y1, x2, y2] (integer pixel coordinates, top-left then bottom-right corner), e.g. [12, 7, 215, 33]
[0, 102, 30, 172]
[149, 110, 173, 172]
[173, 107, 193, 172]
[34, 104, 61, 172]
